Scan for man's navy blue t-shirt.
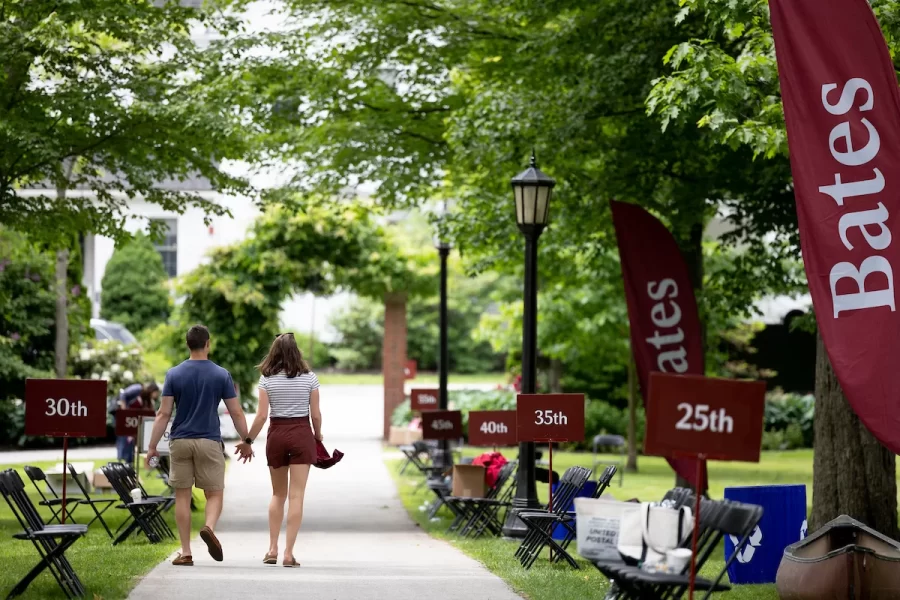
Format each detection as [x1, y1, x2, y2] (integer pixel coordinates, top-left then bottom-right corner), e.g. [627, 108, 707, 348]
[163, 359, 236, 441]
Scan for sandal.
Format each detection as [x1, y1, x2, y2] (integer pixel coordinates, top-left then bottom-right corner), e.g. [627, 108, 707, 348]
[283, 557, 300, 568]
[263, 552, 278, 565]
[173, 554, 194, 566]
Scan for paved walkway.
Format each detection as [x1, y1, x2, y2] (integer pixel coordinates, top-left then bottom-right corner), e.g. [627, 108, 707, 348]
[128, 387, 521, 600]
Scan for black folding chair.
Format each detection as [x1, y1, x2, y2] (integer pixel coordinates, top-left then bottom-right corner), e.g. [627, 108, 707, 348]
[516, 466, 593, 569]
[444, 460, 519, 538]
[598, 498, 762, 600]
[22, 466, 82, 525]
[64, 464, 117, 539]
[0, 469, 87, 599]
[547, 465, 618, 565]
[102, 463, 173, 545]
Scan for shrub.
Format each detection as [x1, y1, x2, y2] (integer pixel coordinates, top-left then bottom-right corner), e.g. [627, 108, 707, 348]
[69, 340, 152, 399]
[764, 391, 814, 448]
[100, 234, 170, 333]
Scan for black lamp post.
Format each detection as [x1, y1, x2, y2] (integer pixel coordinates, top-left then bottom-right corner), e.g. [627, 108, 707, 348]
[434, 202, 453, 471]
[502, 150, 556, 538]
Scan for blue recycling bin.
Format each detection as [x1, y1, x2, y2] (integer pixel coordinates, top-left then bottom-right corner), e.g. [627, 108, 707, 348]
[723, 484, 807, 584]
[550, 480, 598, 540]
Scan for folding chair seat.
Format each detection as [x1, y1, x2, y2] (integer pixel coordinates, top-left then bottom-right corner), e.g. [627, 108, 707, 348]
[0, 469, 87, 599]
[64, 464, 117, 539]
[23, 466, 82, 525]
[606, 499, 759, 600]
[516, 466, 593, 569]
[444, 461, 518, 538]
[101, 464, 173, 545]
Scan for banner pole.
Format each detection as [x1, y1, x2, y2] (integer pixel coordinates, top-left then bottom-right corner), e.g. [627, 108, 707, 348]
[61, 436, 69, 525]
[688, 453, 704, 600]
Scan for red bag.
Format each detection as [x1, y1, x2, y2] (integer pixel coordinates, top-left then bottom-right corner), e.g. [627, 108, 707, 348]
[472, 452, 508, 488]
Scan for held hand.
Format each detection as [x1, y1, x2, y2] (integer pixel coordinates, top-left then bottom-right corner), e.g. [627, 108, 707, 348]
[146, 447, 159, 468]
[234, 442, 253, 463]
[315, 432, 323, 442]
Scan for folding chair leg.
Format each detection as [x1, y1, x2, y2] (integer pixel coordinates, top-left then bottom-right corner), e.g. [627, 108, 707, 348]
[8, 537, 82, 600]
[83, 501, 116, 539]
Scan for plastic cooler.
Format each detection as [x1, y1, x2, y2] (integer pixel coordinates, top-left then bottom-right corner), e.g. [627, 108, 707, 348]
[550, 480, 598, 540]
[723, 484, 807, 584]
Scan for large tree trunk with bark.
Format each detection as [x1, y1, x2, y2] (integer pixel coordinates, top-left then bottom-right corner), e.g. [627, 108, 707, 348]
[626, 353, 639, 472]
[812, 333, 898, 539]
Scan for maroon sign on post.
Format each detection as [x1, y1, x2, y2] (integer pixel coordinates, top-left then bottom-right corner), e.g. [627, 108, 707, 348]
[404, 359, 418, 380]
[421, 410, 462, 440]
[116, 409, 156, 437]
[25, 379, 108, 438]
[410, 388, 439, 411]
[516, 394, 585, 442]
[644, 373, 766, 462]
[468, 410, 518, 447]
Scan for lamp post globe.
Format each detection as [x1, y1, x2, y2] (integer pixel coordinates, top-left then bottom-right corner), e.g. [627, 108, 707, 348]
[503, 151, 556, 538]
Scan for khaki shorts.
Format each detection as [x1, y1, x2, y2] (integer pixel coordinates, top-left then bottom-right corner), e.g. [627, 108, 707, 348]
[169, 438, 226, 491]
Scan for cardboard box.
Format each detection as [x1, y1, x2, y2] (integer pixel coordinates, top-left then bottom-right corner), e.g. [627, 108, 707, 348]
[388, 426, 423, 446]
[451, 464, 486, 498]
[93, 469, 113, 490]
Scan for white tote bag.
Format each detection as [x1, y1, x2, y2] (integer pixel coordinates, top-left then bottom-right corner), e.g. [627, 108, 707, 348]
[617, 502, 693, 568]
[574, 497, 632, 561]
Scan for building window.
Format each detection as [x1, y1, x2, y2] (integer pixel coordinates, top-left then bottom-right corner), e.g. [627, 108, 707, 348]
[152, 219, 178, 278]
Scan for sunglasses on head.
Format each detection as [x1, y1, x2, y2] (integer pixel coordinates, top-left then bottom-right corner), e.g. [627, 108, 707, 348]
[276, 332, 294, 338]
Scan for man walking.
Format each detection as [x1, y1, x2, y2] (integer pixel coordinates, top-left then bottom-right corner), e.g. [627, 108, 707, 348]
[147, 325, 252, 566]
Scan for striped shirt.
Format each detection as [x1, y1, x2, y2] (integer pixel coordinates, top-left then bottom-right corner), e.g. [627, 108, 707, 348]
[258, 372, 320, 418]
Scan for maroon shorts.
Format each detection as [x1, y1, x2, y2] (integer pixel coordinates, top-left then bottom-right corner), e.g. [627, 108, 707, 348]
[266, 418, 317, 468]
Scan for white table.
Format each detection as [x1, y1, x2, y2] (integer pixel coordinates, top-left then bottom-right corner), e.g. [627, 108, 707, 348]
[44, 461, 94, 496]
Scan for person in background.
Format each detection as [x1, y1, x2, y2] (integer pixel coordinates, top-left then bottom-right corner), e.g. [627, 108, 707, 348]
[140, 382, 160, 411]
[235, 332, 323, 568]
[116, 382, 144, 463]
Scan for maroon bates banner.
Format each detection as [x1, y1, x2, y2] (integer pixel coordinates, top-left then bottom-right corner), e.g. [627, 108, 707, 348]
[611, 200, 706, 489]
[770, 0, 900, 452]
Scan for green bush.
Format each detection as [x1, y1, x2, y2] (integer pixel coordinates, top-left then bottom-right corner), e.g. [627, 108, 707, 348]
[100, 234, 171, 333]
[764, 391, 814, 448]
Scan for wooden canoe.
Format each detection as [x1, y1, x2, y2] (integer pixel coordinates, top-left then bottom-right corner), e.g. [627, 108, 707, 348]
[776, 515, 900, 599]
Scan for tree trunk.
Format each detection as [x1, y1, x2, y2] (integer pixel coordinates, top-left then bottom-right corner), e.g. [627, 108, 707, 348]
[53, 162, 74, 379]
[549, 358, 562, 393]
[812, 333, 898, 538]
[675, 221, 707, 493]
[54, 248, 69, 378]
[626, 352, 639, 472]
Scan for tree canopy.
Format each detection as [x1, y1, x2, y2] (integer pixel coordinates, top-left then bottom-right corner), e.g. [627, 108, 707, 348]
[1, 0, 257, 242]
[100, 234, 171, 333]
[160, 201, 427, 400]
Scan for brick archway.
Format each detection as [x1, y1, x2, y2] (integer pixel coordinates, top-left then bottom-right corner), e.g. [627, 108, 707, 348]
[382, 293, 407, 439]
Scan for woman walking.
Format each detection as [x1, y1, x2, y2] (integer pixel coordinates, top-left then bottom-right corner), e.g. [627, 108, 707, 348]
[235, 333, 322, 568]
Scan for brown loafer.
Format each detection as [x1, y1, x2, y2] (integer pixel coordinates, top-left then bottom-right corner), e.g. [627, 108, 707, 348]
[263, 552, 278, 565]
[173, 554, 193, 566]
[200, 526, 223, 562]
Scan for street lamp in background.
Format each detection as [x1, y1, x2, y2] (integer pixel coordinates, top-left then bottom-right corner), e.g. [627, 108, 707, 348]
[434, 201, 453, 471]
[502, 150, 556, 538]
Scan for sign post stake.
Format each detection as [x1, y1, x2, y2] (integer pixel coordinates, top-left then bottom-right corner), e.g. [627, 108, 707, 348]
[688, 452, 705, 600]
[61, 436, 69, 524]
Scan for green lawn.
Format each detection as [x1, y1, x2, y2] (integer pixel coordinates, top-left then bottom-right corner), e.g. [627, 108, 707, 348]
[385, 448, 899, 600]
[0, 460, 206, 600]
[317, 371, 507, 386]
